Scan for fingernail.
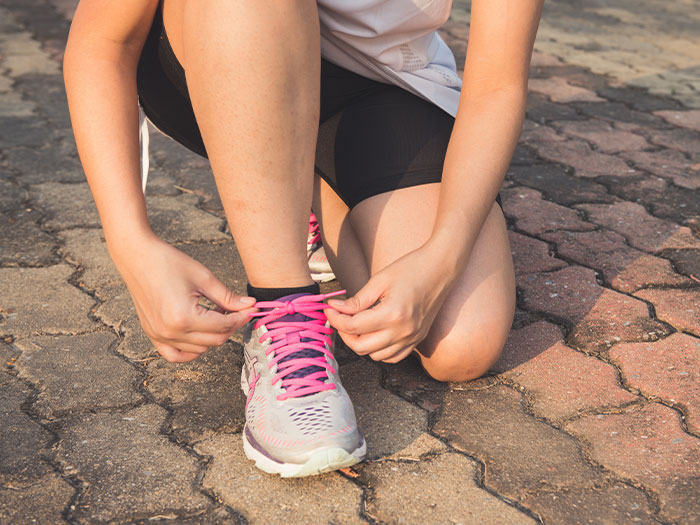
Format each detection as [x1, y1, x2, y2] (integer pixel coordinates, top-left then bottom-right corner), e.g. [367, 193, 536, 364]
[241, 296, 256, 305]
[328, 299, 344, 307]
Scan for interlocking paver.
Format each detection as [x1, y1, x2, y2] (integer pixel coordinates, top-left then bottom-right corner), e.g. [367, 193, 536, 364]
[14, 333, 142, 419]
[533, 138, 634, 178]
[1, 144, 83, 185]
[529, 76, 604, 103]
[0, 372, 54, 486]
[555, 119, 650, 153]
[508, 231, 566, 277]
[0, 264, 95, 337]
[520, 484, 655, 524]
[519, 266, 669, 352]
[492, 320, 564, 374]
[610, 254, 694, 293]
[541, 228, 646, 285]
[434, 384, 602, 500]
[647, 127, 700, 159]
[0, 474, 74, 524]
[507, 164, 615, 206]
[58, 228, 122, 291]
[145, 344, 246, 444]
[610, 333, 700, 434]
[622, 149, 700, 190]
[566, 403, 700, 524]
[342, 359, 427, 459]
[655, 110, 700, 132]
[577, 201, 700, 253]
[665, 249, 700, 280]
[358, 453, 535, 524]
[195, 433, 364, 525]
[502, 186, 593, 235]
[503, 340, 638, 422]
[54, 404, 209, 522]
[634, 288, 700, 338]
[526, 92, 583, 122]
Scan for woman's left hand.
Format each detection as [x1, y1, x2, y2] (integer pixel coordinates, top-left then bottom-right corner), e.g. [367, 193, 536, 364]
[326, 246, 455, 363]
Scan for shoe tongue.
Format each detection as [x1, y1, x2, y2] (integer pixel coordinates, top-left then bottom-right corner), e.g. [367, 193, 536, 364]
[265, 292, 327, 387]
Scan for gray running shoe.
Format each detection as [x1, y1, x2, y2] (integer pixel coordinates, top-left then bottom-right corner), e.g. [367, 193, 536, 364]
[308, 213, 335, 283]
[241, 292, 365, 477]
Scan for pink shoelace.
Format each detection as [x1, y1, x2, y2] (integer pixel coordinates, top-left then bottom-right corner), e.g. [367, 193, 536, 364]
[249, 291, 345, 401]
[308, 212, 321, 247]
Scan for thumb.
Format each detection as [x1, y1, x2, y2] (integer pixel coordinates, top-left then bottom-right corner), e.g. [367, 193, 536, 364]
[328, 277, 384, 314]
[198, 273, 256, 312]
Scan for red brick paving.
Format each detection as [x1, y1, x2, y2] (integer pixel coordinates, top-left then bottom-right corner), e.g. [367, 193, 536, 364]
[634, 288, 700, 337]
[528, 76, 604, 103]
[654, 110, 700, 132]
[621, 149, 700, 190]
[566, 403, 700, 523]
[610, 333, 700, 435]
[508, 231, 567, 276]
[555, 119, 650, 153]
[610, 254, 694, 293]
[519, 266, 669, 352]
[503, 340, 638, 422]
[502, 187, 594, 235]
[532, 139, 634, 178]
[577, 201, 700, 253]
[492, 320, 564, 374]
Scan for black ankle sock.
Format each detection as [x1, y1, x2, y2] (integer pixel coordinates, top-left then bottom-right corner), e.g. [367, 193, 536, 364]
[247, 283, 320, 303]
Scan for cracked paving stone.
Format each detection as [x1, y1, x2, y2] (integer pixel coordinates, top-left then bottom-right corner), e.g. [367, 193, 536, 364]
[533, 139, 633, 179]
[0, 117, 49, 148]
[492, 320, 564, 374]
[54, 404, 209, 522]
[502, 339, 637, 423]
[519, 120, 564, 145]
[509, 231, 567, 276]
[519, 266, 668, 353]
[635, 288, 700, 338]
[610, 333, 700, 435]
[0, 372, 53, 486]
[565, 403, 700, 525]
[502, 186, 594, 235]
[540, 228, 648, 285]
[0, 179, 27, 214]
[384, 432, 447, 461]
[621, 149, 700, 190]
[610, 254, 694, 294]
[59, 229, 121, 291]
[145, 343, 246, 444]
[29, 182, 100, 230]
[507, 164, 615, 206]
[433, 384, 601, 500]
[0, 473, 74, 524]
[578, 201, 700, 253]
[358, 452, 535, 525]
[654, 110, 700, 132]
[14, 333, 142, 419]
[195, 433, 364, 525]
[520, 483, 655, 525]
[574, 102, 667, 130]
[555, 119, 650, 153]
[0, 210, 59, 267]
[341, 358, 427, 459]
[0, 264, 95, 336]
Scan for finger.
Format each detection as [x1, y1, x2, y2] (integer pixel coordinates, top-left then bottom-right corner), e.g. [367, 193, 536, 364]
[189, 307, 255, 334]
[379, 346, 415, 364]
[197, 272, 256, 312]
[327, 276, 385, 314]
[368, 343, 414, 363]
[170, 329, 235, 349]
[154, 341, 201, 363]
[326, 304, 386, 336]
[336, 329, 395, 356]
[160, 339, 211, 355]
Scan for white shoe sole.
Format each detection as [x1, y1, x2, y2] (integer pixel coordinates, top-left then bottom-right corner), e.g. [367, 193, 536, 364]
[310, 270, 336, 283]
[242, 428, 366, 478]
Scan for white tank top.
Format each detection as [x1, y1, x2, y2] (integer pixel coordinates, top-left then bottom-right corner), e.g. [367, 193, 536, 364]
[318, 0, 462, 117]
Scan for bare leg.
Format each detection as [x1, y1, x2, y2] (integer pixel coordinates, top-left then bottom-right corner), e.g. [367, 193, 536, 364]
[316, 178, 515, 382]
[164, 0, 320, 287]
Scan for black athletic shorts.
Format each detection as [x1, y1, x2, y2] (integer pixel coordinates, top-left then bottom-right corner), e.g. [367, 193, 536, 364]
[137, 6, 502, 210]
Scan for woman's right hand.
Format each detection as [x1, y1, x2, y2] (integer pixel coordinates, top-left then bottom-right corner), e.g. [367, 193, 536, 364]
[112, 233, 257, 362]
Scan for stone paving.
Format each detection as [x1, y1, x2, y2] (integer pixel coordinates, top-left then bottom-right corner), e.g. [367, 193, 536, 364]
[1, 0, 699, 523]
